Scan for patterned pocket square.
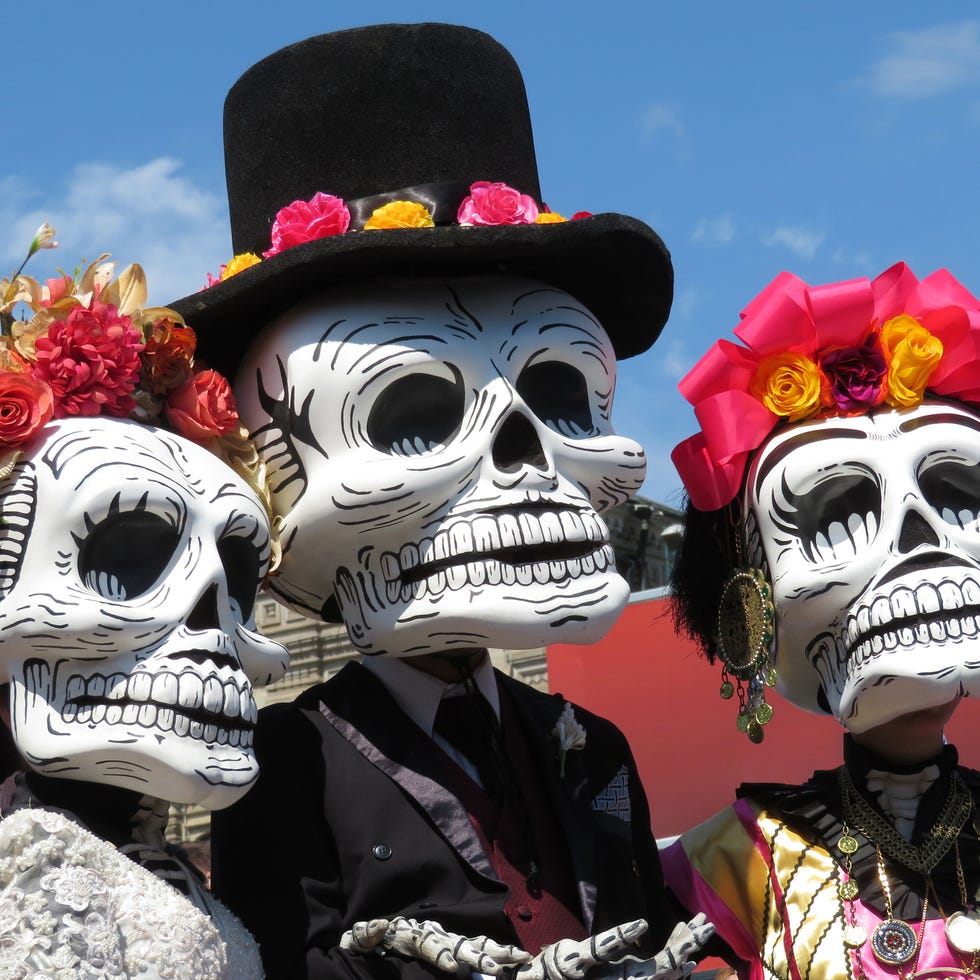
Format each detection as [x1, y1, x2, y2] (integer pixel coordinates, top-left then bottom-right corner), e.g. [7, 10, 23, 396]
[591, 764, 631, 825]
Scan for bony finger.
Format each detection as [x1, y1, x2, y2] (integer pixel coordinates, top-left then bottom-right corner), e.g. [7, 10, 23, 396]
[480, 939, 533, 964]
[361, 919, 392, 949]
[416, 934, 462, 972]
[592, 920, 648, 961]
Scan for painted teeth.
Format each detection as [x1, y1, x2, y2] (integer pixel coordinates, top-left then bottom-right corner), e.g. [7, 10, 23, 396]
[843, 577, 980, 657]
[381, 509, 613, 605]
[59, 668, 258, 744]
[817, 575, 980, 692]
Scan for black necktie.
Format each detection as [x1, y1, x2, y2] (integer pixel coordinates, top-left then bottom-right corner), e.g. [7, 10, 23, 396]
[433, 689, 508, 799]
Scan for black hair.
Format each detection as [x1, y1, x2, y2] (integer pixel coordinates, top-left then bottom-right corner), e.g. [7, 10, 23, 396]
[669, 496, 736, 663]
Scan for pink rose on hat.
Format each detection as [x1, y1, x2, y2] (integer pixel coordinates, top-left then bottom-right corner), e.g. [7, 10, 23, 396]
[264, 192, 352, 258]
[457, 181, 539, 226]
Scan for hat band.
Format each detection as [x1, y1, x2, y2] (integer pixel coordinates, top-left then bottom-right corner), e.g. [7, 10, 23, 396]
[346, 180, 474, 229]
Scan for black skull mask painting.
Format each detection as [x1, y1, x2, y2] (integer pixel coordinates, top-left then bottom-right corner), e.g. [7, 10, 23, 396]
[235, 275, 646, 657]
[2, 417, 286, 809]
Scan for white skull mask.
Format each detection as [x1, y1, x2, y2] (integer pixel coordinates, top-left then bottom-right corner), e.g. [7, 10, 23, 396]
[0, 418, 288, 809]
[236, 275, 646, 657]
[745, 400, 980, 732]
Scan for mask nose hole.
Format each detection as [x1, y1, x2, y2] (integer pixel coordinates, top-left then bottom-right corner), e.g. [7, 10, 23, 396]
[186, 583, 221, 632]
[492, 412, 546, 473]
[898, 510, 940, 553]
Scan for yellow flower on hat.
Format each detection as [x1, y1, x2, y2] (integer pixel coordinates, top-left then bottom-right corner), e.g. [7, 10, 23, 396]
[221, 253, 262, 281]
[751, 351, 829, 422]
[881, 314, 943, 408]
[535, 211, 567, 224]
[364, 201, 435, 230]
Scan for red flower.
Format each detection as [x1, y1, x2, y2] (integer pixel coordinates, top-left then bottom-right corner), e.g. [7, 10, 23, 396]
[264, 192, 351, 258]
[32, 302, 145, 418]
[165, 369, 239, 441]
[0, 372, 54, 447]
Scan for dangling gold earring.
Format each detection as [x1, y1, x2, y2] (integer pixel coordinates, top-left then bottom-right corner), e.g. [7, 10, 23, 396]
[715, 503, 777, 742]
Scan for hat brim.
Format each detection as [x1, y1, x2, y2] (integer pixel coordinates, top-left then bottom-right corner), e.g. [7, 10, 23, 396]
[170, 212, 672, 380]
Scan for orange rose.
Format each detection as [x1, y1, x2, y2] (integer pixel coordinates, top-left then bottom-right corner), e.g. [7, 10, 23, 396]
[165, 369, 239, 442]
[142, 318, 197, 394]
[0, 372, 54, 447]
[751, 351, 829, 421]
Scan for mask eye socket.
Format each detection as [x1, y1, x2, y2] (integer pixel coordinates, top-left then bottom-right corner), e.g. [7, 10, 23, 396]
[919, 459, 980, 530]
[772, 471, 881, 564]
[516, 360, 595, 437]
[367, 366, 465, 456]
[218, 535, 262, 621]
[78, 511, 180, 601]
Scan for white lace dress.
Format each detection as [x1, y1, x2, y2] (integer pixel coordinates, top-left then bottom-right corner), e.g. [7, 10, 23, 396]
[0, 806, 263, 979]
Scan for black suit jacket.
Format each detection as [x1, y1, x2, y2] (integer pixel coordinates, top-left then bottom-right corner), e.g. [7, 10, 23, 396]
[212, 663, 669, 979]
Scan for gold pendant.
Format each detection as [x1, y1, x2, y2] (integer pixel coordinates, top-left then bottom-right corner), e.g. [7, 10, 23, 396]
[843, 924, 868, 948]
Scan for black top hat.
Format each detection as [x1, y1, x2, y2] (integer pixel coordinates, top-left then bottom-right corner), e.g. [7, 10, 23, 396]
[170, 23, 673, 380]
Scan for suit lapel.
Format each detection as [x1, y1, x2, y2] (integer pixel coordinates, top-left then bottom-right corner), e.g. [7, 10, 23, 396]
[498, 674, 599, 932]
[313, 663, 498, 879]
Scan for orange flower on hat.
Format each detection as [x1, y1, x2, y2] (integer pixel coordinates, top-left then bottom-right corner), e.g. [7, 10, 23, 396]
[750, 351, 830, 422]
[881, 314, 943, 408]
[364, 201, 435, 230]
[221, 253, 261, 280]
[535, 212, 567, 224]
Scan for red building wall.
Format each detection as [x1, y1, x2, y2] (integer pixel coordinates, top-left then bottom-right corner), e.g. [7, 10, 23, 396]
[547, 590, 980, 840]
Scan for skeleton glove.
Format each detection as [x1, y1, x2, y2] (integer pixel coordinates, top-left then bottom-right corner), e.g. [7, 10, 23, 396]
[340, 917, 532, 974]
[512, 919, 649, 980]
[585, 915, 715, 980]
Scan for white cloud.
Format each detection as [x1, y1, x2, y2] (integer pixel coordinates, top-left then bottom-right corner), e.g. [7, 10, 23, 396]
[0, 158, 229, 305]
[763, 224, 826, 261]
[866, 20, 980, 98]
[642, 101, 686, 139]
[661, 337, 694, 383]
[691, 214, 735, 246]
[832, 246, 874, 272]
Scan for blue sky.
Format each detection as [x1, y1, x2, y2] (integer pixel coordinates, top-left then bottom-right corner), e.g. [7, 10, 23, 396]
[6, 1, 979, 506]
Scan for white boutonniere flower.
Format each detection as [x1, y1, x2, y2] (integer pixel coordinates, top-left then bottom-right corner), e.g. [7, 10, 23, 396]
[552, 701, 586, 777]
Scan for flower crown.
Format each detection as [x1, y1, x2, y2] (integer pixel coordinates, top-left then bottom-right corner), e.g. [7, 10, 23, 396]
[205, 181, 592, 285]
[672, 262, 980, 512]
[0, 224, 279, 566]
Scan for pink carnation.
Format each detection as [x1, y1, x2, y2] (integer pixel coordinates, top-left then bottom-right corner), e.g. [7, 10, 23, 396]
[32, 302, 145, 418]
[457, 181, 539, 226]
[165, 369, 240, 442]
[264, 192, 351, 258]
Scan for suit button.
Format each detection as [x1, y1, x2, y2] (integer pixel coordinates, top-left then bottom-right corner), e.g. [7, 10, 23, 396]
[372, 843, 392, 860]
[516, 906, 532, 921]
